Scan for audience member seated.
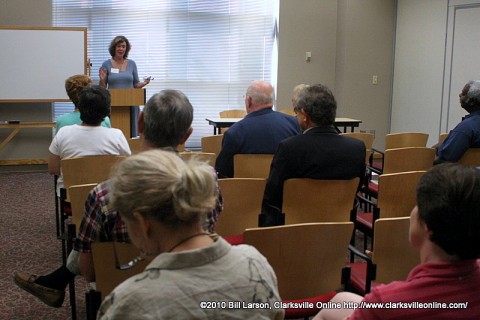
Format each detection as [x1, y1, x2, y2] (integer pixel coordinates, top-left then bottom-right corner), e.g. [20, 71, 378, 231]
[291, 83, 309, 108]
[215, 80, 300, 178]
[261, 83, 366, 226]
[435, 80, 480, 164]
[56, 75, 111, 133]
[13, 89, 222, 308]
[97, 149, 283, 319]
[49, 85, 130, 197]
[314, 163, 480, 320]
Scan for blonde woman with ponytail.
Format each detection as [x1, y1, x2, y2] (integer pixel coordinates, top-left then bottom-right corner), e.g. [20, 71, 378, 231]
[98, 150, 283, 320]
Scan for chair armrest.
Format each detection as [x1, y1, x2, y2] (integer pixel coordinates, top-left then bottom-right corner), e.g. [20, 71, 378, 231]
[349, 244, 371, 262]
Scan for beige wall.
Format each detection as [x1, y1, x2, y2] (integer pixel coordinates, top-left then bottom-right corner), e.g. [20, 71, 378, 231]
[0, 0, 52, 167]
[278, 0, 396, 149]
[277, 0, 338, 110]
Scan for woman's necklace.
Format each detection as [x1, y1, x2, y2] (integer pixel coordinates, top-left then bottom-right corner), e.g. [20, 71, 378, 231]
[112, 58, 125, 69]
[168, 232, 209, 253]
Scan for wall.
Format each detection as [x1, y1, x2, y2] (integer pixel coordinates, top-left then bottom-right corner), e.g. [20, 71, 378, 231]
[391, 0, 448, 147]
[278, 0, 396, 149]
[277, 0, 338, 110]
[0, 0, 53, 168]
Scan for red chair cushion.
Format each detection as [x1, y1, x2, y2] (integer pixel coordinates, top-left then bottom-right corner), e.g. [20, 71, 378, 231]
[347, 262, 367, 295]
[283, 291, 337, 319]
[347, 261, 379, 295]
[367, 181, 378, 196]
[223, 234, 244, 245]
[355, 212, 373, 229]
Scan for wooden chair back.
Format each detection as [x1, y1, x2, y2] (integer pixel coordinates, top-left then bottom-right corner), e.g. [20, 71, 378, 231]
[385, 132, 429, 150]
[278, 109, 295, 116]
[233, 154, 274, 178]
[201, 134, 223, 159]
[215, 178, 266, 236]
[68, 183, 97, 228]
[383, 147, 435, 174]
[244, 222, 354, 300]
[219, 109, 246, 118]
[283, 178, 359, 224]
[377, 171, 425, 219]
[438, 133, 449, 144]
[179, 152, 216, 167]
[458, 148, 480, 166]
[342, 132, 375, 164]
[127, 137, 143, 154]
[372, 217, 419, 284]
[61, 155, 126, 192]
[91, 242, 148, 300]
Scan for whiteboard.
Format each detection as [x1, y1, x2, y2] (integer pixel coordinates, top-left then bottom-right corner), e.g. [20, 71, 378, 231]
[0, 26, 87, 102]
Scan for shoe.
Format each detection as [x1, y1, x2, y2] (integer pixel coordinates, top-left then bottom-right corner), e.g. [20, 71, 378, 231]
[13, 271, 65, 308]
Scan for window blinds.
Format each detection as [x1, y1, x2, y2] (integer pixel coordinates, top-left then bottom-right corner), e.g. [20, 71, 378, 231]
[52, 0, 277, 147]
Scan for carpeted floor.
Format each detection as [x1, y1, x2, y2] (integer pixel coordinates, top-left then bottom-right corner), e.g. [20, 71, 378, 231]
[0, 172, 87, 320]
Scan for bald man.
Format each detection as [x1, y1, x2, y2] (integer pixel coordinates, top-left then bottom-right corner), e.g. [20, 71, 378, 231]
[215, 80, 301, 178]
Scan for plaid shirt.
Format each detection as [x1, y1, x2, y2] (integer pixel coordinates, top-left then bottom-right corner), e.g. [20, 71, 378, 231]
[74, 177, 223, 253]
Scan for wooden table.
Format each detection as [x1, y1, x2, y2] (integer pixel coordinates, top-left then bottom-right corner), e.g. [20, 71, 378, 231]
[0, 121, 55, 165]
[205, 117, 362, 134]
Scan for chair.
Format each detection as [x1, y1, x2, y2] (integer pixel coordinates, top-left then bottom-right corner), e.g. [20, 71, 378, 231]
[233, 154, 274, 178]
[127, 137, 143, 154]
[348, 217, 419, 294]
[366, 147, 434, 198]
[371, 132, 429, 171]
[87, 241, 148, 319]
[282, 178, 360, 225]
[355, 171, 425, 250]
[385, 132, 429, 150]
[61, 155, 126, 192]
[342, 132, 375, 164]
[382, 147, 435, 174]
[219, 109, 246, 118]
[438, 132, 449, 144]
[244, 222, 354, 319]
[59, 155, 126, 251]
[201, 134, 223, 161]
[215, 178, 266, 245]
[458, 148, 480, 166]
[278, 109, 295, 116]
[68, 183, 98, 236]
[65, 183, 97, 319]
[179, 151, 216, 167]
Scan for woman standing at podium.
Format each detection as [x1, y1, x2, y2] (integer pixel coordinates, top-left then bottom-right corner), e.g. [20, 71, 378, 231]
[99, 35, 150, 137]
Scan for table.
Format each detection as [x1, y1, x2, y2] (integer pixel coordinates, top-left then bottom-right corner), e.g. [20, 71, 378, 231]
[205, 117, 362, 134]
[0, 122, 55, 165]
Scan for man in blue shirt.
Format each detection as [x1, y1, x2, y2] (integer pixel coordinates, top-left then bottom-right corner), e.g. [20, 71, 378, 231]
[215, 80, 301, 178]
[435, 80, 480, 164]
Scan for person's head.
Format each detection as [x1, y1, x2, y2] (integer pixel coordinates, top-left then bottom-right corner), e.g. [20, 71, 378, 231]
[111, 150, 217, 250]
[78, 85, 111, 125]
[244, 80, 274, 113]
[65, 74, 92, 108]
[295, 83, 336, 130]
[291, 84, 309, 108]
[459, 80, 480, 113]
[410, 163, 480, 260]
[139, 89, 194, 149]
[108, 35, 131, 59]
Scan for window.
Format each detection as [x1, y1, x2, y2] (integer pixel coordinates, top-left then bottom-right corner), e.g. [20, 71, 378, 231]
[53, 0, 278, 147]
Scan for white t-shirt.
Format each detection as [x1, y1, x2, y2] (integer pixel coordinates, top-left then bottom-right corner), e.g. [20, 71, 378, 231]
[50, 125, 131, 194]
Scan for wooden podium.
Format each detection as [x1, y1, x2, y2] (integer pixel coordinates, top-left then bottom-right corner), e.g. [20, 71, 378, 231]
[109, 88, 146, 138]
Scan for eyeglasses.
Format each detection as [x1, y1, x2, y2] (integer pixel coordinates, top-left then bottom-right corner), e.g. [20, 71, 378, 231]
[112, 238, 146, 270]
